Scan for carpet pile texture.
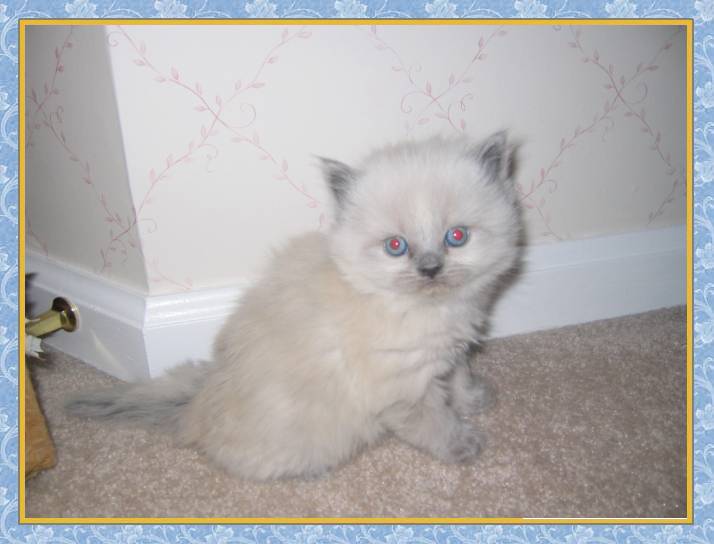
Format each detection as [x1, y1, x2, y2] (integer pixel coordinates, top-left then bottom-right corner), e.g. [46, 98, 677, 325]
[25, 307, 686, 520]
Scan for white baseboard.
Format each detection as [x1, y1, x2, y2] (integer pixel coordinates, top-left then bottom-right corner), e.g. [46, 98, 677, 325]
[26, 225, 686, 381]
[26, 255, 243, 379]
[488, 225, 686, 337]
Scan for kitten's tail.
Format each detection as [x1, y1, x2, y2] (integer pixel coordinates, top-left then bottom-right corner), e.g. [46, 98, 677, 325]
[66, 360, 209, 426]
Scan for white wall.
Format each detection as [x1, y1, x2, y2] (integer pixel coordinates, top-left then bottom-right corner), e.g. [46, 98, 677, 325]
[26, 23, 686, 296]
[25, 25, 148, 293]
[24, 23, 687, 378]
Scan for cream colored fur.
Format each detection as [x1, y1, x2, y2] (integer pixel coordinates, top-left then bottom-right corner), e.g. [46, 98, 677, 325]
[67, 133, 523, 480]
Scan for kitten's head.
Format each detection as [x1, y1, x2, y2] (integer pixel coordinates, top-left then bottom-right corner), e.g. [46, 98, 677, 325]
[321, 133, 523, 301]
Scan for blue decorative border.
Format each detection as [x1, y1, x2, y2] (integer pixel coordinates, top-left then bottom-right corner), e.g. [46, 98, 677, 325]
[4, 0, 704, 541]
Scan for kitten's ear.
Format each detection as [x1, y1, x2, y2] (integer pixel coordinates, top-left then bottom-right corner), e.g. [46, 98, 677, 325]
[318, 157, 357, 208]
[474, 131, 515, 183]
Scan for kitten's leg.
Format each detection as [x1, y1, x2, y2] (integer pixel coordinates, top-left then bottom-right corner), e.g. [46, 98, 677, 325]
[380, 380, 484, 463]
[447, 362, 495, 417]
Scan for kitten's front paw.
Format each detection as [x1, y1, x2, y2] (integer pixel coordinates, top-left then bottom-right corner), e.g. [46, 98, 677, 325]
[443, 423, 485, 463]
[453, 378, 495, 417]
[467, 379, 496, 414]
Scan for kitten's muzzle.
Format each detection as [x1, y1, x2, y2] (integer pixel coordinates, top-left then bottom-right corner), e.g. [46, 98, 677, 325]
[416, 253, 444, 279]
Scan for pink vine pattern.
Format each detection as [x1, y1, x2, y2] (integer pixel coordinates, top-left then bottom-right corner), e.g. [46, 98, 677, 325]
[27, 26, 684, 286]
[523, 26, 683, 239]
[102, 25, 316, 286]
[27, 220, 48, 257]
[148, 258, 192, 292]
[26, 28, 74, 152]
[569, 26, 684, 226]
[367, 25, 507, 134]
[27, 27, 134, 269]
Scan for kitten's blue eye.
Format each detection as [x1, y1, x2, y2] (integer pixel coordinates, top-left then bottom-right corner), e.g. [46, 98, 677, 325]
[445, 227, 469, 247]
[384, 236, 408, 257]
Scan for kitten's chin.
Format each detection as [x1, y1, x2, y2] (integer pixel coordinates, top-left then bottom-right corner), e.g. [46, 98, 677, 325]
[397, 277, 465, 300]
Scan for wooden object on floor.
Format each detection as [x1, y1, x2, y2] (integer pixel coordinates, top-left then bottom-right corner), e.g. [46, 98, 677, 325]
[25, 360, 56, 479]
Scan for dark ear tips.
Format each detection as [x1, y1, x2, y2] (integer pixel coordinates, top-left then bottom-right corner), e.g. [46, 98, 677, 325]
[476, 131, 515, 183]
[318, 157, 356, 207]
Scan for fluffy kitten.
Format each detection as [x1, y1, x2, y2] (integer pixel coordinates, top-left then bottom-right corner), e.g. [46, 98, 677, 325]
[67, 132, 523, 480]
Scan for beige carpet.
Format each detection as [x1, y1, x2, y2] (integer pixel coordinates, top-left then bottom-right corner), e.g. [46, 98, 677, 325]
[25, 307, 687, 520]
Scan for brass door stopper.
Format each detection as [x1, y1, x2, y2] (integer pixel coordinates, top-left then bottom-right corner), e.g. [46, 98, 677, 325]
[26, 297, 79, 338]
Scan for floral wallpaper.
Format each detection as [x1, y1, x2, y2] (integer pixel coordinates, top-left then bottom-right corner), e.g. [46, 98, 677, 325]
[25, 25, 148, 292]
[0, 0, 705, 541]
[25, 21, 684, 295]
